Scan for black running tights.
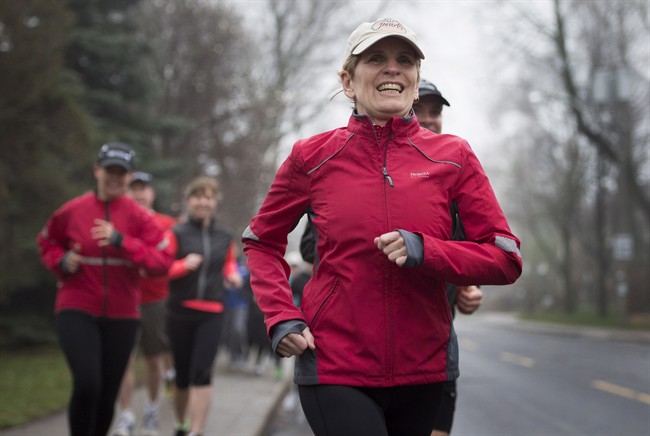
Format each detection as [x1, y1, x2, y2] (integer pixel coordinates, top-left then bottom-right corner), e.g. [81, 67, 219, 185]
[299, 383, 444, 436]
[56, 310, 139, 436]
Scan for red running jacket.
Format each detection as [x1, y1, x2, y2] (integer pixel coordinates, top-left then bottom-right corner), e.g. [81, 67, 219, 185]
[37, 192, 173, 318]
[138, 211, 176, 304]
[243, 113, 522, 388]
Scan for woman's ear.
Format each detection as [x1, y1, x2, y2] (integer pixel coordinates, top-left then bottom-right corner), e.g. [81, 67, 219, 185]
[340, 71, 355, 100]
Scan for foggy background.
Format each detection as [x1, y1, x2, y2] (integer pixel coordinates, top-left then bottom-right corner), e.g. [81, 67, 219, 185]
[0, 0, 648, 343]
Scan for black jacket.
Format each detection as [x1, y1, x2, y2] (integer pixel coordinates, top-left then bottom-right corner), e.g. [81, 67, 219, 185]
[168, 218, 233, 318]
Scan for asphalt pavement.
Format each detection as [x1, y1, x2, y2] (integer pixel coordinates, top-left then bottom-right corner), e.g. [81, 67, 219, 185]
[2, 313, 648, 436]
[1, 353, 293, 436]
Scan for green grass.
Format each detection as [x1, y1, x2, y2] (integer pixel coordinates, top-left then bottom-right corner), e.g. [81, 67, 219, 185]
[0, 347, 71, 429]
[0, 347, 147, 430]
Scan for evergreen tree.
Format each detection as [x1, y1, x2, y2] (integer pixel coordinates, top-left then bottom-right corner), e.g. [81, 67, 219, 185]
[65, 0, 159, 150]
[0, 0, 92, 306]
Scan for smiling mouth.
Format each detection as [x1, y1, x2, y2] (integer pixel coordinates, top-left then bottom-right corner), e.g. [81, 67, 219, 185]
[377, 83, 403, 93]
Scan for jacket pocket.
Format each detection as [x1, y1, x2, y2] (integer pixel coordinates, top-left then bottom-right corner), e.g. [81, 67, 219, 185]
[307, 278, 340, 330]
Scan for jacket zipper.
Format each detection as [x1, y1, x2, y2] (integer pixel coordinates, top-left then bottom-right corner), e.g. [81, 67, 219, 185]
[380, 129, 394, 383]
[196, 225, 210, 300]
[382, 132, 394, 187]
[102, 201, 110, 316]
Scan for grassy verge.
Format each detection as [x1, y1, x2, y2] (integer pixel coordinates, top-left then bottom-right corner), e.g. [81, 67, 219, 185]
[0, 347, 70, 429]
[0, 347, 147, 430]
[520, 310, 650, 330]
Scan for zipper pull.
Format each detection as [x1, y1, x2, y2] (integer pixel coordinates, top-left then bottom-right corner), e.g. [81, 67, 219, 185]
[382, 166, 394, 187]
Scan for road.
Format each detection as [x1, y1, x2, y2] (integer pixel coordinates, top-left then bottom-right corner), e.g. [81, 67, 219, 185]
[266, 312, 650, 436]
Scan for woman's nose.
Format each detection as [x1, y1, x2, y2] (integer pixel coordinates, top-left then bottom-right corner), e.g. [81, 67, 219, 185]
[385, 57, 401, 73]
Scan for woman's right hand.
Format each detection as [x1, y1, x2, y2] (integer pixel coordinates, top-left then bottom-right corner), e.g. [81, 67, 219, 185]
[184, 253, 204, 271]
[276, 327, 316, 357]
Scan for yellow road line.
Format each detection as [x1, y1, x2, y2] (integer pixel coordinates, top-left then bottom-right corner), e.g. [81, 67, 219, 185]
[500, 351, 535, 368]
[592, 380, 650, 405]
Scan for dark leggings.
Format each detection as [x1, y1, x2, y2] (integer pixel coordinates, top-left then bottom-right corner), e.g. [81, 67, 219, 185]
[432, 380, 457, 433]
[166, 313, 223, 388]
[299, 383, 444, 436]
[55, 310, 139, 436]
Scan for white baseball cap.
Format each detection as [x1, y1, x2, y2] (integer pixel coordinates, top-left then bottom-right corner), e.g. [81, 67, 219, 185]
[343, 18, 425, 63]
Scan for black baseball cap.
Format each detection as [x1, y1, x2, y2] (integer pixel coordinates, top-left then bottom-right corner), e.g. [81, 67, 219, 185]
[130, 171, 152, 185]
[97, 142, 135, 171]
[419, 79, 450, 107]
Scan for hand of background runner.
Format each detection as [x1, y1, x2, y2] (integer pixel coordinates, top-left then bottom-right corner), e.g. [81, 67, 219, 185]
[91, 219, 116, 247]
[456, 285, 483, 314]
[183, 253, 203, 271]
[62, 243, 82, 274]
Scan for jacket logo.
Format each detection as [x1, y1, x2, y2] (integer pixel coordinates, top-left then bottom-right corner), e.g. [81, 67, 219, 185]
[410, 171, 430, 179]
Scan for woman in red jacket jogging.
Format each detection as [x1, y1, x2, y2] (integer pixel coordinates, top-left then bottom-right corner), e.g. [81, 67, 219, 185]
[242, 18, 522, 436]
[37, 143, 173, 436]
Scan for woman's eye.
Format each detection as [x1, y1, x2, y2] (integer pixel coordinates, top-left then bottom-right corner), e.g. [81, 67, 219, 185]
[398, 55, 414, 65]
[368, 54, 384, 63]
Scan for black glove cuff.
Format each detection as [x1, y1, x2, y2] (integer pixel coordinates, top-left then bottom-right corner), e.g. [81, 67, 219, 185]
[109, 231, 123, 248]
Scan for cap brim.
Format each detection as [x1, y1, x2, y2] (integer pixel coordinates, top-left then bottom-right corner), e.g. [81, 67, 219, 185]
[419, 90, 450, 106]
[99, 158, 132, 170]
[352, 34, 425, 60]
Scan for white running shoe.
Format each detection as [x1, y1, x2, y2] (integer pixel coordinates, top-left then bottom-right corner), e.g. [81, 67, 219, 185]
[141, 409, 160, 436]
[112, 412, 135, 436]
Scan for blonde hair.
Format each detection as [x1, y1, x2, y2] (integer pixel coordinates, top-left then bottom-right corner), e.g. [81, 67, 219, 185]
[184, 176, 219, 199]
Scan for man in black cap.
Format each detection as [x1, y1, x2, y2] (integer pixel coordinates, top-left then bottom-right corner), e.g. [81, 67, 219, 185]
[413, 81, 484, 436]
[114, 171, 177, 436]
[413, 79, 450, 134]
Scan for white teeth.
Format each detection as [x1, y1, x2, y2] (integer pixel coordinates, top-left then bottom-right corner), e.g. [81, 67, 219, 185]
[377, 83, 403, 92]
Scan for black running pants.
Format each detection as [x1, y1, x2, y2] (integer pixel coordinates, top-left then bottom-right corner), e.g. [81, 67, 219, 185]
[55, 310, 139, 436]
[299, 383, 444, 436]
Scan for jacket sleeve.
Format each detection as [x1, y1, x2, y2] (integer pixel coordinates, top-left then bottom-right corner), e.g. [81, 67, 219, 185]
[119, 207, 174, 277]
[419, 140, 522, 285]
[242, 144, 311, 334]
[222, 242, 239, 278]
[36, 208, 68, 279]
[165, 230, 191, 280]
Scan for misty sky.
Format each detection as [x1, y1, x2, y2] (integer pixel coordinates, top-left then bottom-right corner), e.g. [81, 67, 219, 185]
[227, 0, 552, 169]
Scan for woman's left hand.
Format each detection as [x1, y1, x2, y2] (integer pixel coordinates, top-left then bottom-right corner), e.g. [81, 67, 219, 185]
[374, 231, 408, 267]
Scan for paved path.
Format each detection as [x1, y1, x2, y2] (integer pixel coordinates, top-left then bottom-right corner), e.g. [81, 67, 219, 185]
[3, 313, 647, 436]
[1, 354, 293, 436]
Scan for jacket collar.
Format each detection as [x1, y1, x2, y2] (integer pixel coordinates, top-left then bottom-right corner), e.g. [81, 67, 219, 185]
[347, 110, 421, 139]
[188, 215, 215, 230]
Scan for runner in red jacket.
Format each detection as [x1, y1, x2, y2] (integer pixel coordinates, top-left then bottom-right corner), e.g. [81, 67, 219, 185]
[242, 18, 522, 436]
[114, 171, 177, 436]
[37, 143, 173, 436]
[38, 190, 172, 317]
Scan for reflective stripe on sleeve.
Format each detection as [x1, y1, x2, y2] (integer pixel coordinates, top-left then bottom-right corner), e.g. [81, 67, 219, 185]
[495, 236, 521, 258]
[242, 226, 259, 241]
[80, 256, 133, 266]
